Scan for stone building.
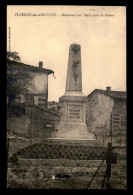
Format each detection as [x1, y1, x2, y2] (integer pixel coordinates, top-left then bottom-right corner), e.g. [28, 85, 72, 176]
[7, 60, 61, 139]
[7, 60, 54, 108]
[86, 87, 126, 136]
[47, 101, 61, 113]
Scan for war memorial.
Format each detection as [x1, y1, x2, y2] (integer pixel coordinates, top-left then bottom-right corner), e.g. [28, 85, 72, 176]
[52, 43, 95, 140]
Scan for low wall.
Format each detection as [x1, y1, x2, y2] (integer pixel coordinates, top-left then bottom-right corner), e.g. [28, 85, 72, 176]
[7, 115, 26, 136]
[18, 158, 126, 168]
[18, 158, 106, 167]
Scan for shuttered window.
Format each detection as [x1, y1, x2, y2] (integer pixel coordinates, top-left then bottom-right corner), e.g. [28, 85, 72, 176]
[112, 113, 126, 129]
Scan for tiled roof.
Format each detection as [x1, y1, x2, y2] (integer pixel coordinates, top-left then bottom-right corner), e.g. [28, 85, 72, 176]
[7, 60, 54, 75]
[88, 89, 127, 100]
[28, 104, 61, 116]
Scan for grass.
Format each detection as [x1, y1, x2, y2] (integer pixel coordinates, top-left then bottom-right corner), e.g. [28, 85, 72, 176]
[7, 164, 126, 189]
[7, 139, 126, 189]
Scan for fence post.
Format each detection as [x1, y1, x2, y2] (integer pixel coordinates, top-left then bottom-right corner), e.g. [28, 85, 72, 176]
[110, 113, 113, 142]
[6, 137, 9, 168]
[103, 136, 104, 146]
[120, 129, 122, 146]
[106, 142, 112, 189]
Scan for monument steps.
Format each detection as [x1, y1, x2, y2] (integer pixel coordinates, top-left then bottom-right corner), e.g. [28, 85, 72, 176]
[56, 123, 88, 132]
[52, 131, 95, 140]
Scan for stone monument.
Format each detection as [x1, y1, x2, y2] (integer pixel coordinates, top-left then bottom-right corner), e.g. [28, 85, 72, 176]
[52, 43, 95, 140]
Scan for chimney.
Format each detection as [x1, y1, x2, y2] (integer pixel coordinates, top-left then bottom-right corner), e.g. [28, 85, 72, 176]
[39, 61, 43, 68]
[106, 86, 111, 93]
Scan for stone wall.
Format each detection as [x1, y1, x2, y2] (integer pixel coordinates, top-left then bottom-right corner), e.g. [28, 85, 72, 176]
[7, 105, 61, 139]
[113, 99, 126, 115]
[112, 99, 127, 130]
[29, 71, 48, 94]
[25, 105, 61, 139]
[7, 114, 26, 136]
[86, 92, 114, 135]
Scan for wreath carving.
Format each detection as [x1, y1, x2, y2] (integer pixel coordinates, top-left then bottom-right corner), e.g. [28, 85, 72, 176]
[71, 61, 80, 83]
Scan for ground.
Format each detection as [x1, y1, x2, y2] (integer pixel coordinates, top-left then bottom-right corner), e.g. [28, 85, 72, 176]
[7, 163, 126, 189]
[7, 139, 126, 189]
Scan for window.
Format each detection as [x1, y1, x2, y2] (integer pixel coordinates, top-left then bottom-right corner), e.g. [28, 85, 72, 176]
[34, 96, 38, 105]
[119, 114, 126, 127]
[112, 113, 126, 130]
[25, 94, 34, 104]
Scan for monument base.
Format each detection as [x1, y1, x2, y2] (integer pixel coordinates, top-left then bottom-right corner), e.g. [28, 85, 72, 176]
[51, 123, 96, 140]
[51, 133, 95, 140]
[50, 93, 96, 141]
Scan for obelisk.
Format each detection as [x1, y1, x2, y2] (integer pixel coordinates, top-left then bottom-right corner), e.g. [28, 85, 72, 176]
[52, 43, 95, 140]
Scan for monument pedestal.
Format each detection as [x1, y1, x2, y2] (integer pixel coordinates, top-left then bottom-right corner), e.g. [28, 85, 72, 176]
[52, 92, 95, 140]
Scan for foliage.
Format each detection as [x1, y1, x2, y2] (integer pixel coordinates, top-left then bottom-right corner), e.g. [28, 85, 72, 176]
[7, 69, 32, 107]
[8, 102, 26, 117]
[7, 51, 21, 62]
[7, 70, 32, 95]
[7, 51, 33, 108]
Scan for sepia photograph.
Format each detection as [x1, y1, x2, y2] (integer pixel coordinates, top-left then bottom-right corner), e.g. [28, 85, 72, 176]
[6, 5, 126, 189]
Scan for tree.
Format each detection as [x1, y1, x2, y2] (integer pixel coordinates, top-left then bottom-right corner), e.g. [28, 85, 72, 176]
[7, 51, 21, 62]
[7, 51, 33, 109]
[7, 70, 32, 107]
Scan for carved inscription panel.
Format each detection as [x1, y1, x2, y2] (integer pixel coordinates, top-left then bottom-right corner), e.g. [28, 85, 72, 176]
[68, 104, 82, 121]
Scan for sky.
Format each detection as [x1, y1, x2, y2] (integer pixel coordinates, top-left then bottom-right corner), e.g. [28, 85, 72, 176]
[7, 6, 126, 102]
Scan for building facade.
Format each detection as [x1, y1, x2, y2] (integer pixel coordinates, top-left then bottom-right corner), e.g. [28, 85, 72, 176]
[7, 60, 54, 108]
[86, 87, 126, 136]
[7, 60, 61, 139]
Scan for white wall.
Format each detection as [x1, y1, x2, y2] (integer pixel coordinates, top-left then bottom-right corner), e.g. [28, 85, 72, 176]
[29, 71, 48, 94]
[87, 92, 114, 135]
